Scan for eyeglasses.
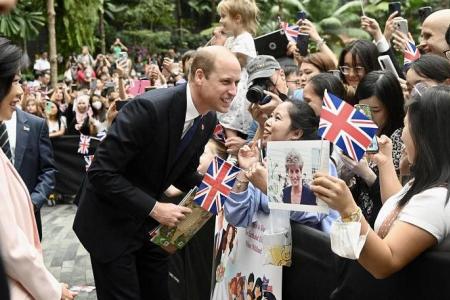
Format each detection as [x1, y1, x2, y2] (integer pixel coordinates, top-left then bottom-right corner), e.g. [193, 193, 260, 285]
[339, 66, 365, 75]
[444, 50, 450, 60]
[286, 80, 302, 86]
[410, 82, 430, 98]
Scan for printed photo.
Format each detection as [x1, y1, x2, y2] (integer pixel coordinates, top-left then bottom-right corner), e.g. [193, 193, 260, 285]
[267, 140, 330, 213]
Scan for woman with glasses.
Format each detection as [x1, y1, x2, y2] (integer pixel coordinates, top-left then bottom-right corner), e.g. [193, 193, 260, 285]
[338, 40, 380, 103]
[405, 54, 450, 100]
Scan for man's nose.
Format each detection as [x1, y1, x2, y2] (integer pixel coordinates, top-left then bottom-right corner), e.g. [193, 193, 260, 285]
[229, 83, 237, 96]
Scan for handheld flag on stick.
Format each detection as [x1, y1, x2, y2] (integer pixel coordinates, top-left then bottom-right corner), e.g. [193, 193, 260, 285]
[318, 90, 378, 161]
[404, 40, 421, 67]
[78, 135, 91, 155]
[360, 0, 366, 16]
[84, 155, 94, 171]
[194, 156, 240, 215]
[280, 22, 300, 42]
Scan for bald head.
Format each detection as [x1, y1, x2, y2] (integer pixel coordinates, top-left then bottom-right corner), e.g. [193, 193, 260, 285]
[188, 46, 240, 81]
[420, 9, 450, 56]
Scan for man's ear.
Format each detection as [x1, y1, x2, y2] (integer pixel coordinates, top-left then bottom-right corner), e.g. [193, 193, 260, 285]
[194, 68, 205, 84]
[279, 69, 286, 80]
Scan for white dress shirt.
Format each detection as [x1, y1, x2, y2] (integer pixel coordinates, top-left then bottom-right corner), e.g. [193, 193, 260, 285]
[5, 111, 17, 164]
[182, 84, 201, 138]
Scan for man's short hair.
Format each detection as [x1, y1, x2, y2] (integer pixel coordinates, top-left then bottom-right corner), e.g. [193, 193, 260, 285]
[188, 49, 217, 81]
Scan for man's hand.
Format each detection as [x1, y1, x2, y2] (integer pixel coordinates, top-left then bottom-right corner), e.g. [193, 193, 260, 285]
[149, 202, 192, 227]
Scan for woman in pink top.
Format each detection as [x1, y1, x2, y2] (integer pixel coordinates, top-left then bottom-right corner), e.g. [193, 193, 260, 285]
[0, 38, 76, 300]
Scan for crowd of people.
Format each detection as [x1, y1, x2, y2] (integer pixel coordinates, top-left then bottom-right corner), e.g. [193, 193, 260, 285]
[1, 0, 450, 299]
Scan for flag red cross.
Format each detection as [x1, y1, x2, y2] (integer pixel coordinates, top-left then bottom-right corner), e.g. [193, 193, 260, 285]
[201, 162, 232, 210]
[321, 105, 372, 149]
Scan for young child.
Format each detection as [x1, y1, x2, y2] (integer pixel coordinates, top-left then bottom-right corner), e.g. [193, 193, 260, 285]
[216, 0, 259, 161]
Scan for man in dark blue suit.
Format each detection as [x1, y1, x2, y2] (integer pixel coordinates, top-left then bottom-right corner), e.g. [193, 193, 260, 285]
[74, 46, 241, 300]
[5, 106, 56, 240]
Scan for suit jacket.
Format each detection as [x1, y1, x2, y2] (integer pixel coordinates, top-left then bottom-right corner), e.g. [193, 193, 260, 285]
[0, 150, 61, 300]
[73, 84, 217, 262]
[14, 109, 56, 209]
[282, 184, 316, 205]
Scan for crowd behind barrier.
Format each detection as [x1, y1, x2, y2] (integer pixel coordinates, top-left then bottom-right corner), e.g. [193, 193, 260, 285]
[2, 0, 450, 298]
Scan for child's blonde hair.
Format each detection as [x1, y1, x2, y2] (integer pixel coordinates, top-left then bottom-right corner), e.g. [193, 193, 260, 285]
[217, 0, 259, 35]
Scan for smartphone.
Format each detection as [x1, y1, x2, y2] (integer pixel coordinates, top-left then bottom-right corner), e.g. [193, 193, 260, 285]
[297, 10, 306, 21]
[297, 33, 309, 56]
[115, 100, 129, 111]
[377, 55, 399, 78]
[354, 104, 379, 153]
[44, 101, 53, 114]
[388, 2, 401, 17]
[418, 6, 432, 23]
[118, 51, 128, 63]
[394, 18, 408, 36]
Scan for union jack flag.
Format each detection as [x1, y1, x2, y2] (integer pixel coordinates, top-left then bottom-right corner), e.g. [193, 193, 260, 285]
[213, 123, 226, 144]
[194, 156, 240, 215]
[280, 22, 299, 42]
[96, 130, 107, 141]
[319, 91, 378, 161]
[404, 40, 420, 67]
[84, 155, 94, 171]
[78, 135, 91, 154]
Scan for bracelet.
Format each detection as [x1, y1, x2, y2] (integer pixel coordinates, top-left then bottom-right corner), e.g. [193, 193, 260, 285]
[316, 38, 326, 48]
[341, 206, 362, 223]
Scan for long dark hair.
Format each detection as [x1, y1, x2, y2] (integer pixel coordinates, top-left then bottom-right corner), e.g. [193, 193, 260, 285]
[47, 100, 63, 130]
[286, 100, 319, 140]
[309, 73, 347, 106]
[399, 85, 450, 206]
[338, 40, 380, 84]
[220, 223, 236, 254]
[0, 38, 24, 102]
[355, 70, 405, 137]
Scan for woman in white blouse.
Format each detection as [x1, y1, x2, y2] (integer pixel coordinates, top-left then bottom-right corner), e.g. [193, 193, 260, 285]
[311, 85, 450, 279]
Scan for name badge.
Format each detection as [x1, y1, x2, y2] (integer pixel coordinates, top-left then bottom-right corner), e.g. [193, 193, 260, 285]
[24, 126, 30, 131]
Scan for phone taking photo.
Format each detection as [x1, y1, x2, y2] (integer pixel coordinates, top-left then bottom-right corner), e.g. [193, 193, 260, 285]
[388, 1, 401, 17]
[297, 33, 309, 56]
[297, 10, 306, 21]
[418, 6, 432, 23]
[354, 104, 379, 153]
[394, 18, 408, 36]
[377, 55, 399, 78]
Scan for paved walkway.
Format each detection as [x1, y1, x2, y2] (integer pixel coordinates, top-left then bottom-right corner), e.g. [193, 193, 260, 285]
[41, 204, 97, 300]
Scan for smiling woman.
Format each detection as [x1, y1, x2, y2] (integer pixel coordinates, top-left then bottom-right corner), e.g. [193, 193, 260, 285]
[0, 37, 76, 300]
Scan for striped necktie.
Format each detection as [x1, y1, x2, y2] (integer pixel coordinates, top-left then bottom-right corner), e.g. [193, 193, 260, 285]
[0, 121, 12, 161]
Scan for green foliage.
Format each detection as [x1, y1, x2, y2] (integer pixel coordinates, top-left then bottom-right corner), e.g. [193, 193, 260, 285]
[121, 30, 172, 53]
[123, 0, 175, 31]
[0, 0, 45, 42]
[62, 0, 101, 50]
[188, 0, 212, 14]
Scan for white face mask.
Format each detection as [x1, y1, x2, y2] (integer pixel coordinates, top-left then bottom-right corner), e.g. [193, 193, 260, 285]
[92, 101, 102, 110]
[330, 221, 369, 260]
